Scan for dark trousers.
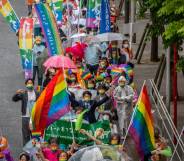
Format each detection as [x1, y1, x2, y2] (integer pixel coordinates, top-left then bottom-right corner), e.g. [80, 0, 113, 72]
[33, 66, 43, 86]
[22, 117, 31, 146]
[86, 64, 99, 76]
[28, 5, 32, 16]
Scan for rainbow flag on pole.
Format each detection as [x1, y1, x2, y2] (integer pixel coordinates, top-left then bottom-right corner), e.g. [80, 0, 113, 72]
[81, 70, 92, 80]
[129, 85, 155, 161]
[0, 0, 20, 32]
[31, 69, 70, 132]
[110, 68, 123, 76]
[34, 3, 63, 56]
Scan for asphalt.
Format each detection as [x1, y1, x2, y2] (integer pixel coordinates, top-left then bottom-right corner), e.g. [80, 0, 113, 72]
[0, 0, 27, 158]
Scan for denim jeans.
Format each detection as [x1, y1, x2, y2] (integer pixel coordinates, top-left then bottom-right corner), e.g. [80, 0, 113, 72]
[28, 5, 32, 16]
[33, 66, 43, 86]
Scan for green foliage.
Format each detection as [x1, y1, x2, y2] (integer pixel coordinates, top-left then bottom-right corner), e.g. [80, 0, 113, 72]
[158, 0, 184, 46]
[137, 0, 184, 69]
[176, 57, 184, 72]
[137, 0, 184, 46]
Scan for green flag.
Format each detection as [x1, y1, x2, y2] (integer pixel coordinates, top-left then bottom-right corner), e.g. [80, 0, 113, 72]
[44, 120, 111, 146]
[75, 109, 89, 131]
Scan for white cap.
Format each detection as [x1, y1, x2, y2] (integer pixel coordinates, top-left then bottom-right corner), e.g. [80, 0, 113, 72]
[118, 76, 126, 83]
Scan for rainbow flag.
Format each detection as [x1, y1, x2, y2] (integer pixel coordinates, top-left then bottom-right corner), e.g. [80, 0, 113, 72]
[31, 130, 42, 140]
[0, 0, 20, 32]
[81, 70, 92, 80]
[34, 3, 63, 56]
[31, 70, 70, 132]
[110, 68, 123, 76]
[129, 85, 155, 161]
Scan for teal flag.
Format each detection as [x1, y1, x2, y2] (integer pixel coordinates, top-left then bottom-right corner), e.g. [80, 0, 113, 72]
[20, 49, 33, 79]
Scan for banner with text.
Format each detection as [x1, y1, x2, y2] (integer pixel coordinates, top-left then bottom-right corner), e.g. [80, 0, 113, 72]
[50, 0, 63, 25]
[34, 3, 63, 56]
[0, 0, 20, 32]
[100, 0, 111, 33]
[86, 0, 101, 28]
[44, 120, 111, 146]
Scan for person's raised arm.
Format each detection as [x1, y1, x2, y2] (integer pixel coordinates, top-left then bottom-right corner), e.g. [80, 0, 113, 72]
[12, 89, 24, 102]
[79, 129, 102, 145]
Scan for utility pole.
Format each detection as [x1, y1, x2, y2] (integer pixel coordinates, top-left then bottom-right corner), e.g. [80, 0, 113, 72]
[129, 0, 135, 48]
[124, 0, 130, 23]
[173, 44, 178, 144]
[166, 47, 171, 114]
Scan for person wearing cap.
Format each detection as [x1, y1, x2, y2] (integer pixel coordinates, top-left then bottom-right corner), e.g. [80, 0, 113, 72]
[113, 76, 134, 139]
[32, 36, 45, 86]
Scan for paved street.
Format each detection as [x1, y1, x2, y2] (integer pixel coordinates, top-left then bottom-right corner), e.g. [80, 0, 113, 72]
[0, 0, 27, 158]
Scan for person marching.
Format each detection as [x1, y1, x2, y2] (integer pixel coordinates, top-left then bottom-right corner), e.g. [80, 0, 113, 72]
[113, 76, 134, 139]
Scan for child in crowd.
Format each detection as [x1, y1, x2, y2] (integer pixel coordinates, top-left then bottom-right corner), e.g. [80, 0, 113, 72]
[95, 83, 113, 121]
[19, 152, 30, 161]
[41, 137, 61, 161]
[70, 90, 109, 123]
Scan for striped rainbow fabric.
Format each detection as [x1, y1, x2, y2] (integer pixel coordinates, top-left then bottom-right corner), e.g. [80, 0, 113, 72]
[19, 18, 33, 50]
[31, 70, 70, 132]
[0, 0, 20, 32]
[129, 85, 155, 161]
[34, 3, 63, 56]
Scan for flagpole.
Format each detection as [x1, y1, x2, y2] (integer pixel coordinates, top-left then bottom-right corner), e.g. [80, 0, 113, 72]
[77, 0, 81, 33]
[61, 56, 75, 142]
[122, 80, 146, 147]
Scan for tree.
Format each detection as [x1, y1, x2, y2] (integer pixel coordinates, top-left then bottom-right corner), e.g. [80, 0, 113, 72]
[137, 0, 184, 61]
[137, 0, 164, 62]
[158, 0, 184, 71]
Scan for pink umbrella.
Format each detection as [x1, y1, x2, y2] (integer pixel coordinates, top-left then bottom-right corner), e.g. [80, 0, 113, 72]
[43, 55, 77, 69]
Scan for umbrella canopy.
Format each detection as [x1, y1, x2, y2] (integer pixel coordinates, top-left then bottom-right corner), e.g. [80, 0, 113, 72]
[70, 33, 87, 39]
[43, 55, 77, 69]
[68, 145, 130, 161]
[95, 33, 124, 42]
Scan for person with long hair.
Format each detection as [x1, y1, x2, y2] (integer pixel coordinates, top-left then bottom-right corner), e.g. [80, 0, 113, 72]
[119, 40, 133, 64]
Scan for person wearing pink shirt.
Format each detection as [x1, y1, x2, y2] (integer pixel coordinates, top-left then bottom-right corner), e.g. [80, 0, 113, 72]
[41, 138, 61, 161]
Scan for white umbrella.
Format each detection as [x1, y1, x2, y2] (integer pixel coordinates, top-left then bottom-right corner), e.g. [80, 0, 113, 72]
[68, 145, 124, 161]
[70, 33, 87, 39]
[95, 32, 125, 42]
